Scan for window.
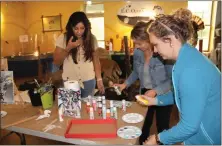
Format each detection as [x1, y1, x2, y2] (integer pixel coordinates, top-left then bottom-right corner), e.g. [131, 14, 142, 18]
[188, 1, 212, 52]
[85, 3, 105, 48]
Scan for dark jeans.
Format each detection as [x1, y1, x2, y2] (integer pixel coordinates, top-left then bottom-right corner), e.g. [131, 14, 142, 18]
[139, 88, 173, 145]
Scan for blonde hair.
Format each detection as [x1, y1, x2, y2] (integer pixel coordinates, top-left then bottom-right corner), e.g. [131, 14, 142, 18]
[172, 8, 192, 21]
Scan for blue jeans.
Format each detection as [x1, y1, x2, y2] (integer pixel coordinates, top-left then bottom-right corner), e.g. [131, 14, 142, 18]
[81, 79, 96, 98]
[51, 64, 60, 73]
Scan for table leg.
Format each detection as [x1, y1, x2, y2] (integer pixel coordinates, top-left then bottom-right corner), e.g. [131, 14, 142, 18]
[0, 131, 26, 145]
[15, 132, 26, 145]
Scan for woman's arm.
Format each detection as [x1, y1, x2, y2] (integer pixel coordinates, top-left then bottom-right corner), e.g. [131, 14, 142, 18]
[125, 49, 141, 87]
[92, 51, 105, 93]
[156, 90, 175, 106]
[53, 46, 70, 66]
[53, 36, 81, 66]
[158, 69, 208, 144]
[125, 70, 139, 87]
[92, 51, 102, 80]
[153, 64, 173, 95]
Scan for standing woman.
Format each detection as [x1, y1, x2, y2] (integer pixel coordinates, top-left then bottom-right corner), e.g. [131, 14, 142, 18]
[53, 11, 104, 97]
[143, 14, 221, 145]
[114, 21, 173, 145]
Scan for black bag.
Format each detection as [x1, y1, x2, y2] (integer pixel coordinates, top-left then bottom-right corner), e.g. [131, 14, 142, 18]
[94, 86, 138, 101]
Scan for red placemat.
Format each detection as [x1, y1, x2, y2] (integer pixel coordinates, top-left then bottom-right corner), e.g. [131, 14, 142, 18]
[65, 119, 117, 138]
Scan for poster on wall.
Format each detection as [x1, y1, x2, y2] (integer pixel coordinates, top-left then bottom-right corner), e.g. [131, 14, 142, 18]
[0, 71, 14, 104]
[117, 2, 164, 26]
[42, 14, 62, 33]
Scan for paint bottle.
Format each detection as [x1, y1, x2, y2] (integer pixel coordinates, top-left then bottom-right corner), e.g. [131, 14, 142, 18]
[92, 99, 97, 111]
[102, 99, 106, 106]
[98, 103, 102, 116]
[86, 102, 90, 114]
[110, 100, 114, 117]
[102, 105, 106, 119]
[106, 109, 111, 118]
[88, 95, 92, 106]
[114, 85, 121, 95]
[102, 96, 106, 101]
[78, 100, 81, 109]
[98, 96, 102, 102]
[113, 106, 118, 119]
[58, 104, 64, 122]
[122, 99, 126, 112]
[89, 107, 94, 120]
[75, 107, 81, 119]
[97, 96, 101, 107]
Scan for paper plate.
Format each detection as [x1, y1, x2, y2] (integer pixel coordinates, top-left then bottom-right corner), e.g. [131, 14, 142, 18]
[1, 111, 7, 118]
[113, 100, 132, 108]
[117, 126, 142, 139]
[122, 113, 144, 124]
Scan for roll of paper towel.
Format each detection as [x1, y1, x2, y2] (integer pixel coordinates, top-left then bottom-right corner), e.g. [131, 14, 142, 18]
[64, 80, 80, 91]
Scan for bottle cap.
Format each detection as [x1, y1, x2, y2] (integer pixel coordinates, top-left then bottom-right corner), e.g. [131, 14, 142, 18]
[99, 103, 102, 108]
[110, 100, 113, 107]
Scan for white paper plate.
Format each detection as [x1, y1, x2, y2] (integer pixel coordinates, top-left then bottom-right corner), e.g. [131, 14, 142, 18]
[122, 113, 144, 124]
[117, 126, 142, 139]
[113, 100, 132, 108]
[1, 111, 7, 118]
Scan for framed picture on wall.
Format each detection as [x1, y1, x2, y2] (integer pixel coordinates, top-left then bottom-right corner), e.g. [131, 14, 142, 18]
[42, 14, 62, 33]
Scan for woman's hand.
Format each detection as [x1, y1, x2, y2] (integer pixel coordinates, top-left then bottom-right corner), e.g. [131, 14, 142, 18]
[143, 135, 157, 145]
[97, 79, 105, 94]
[145, 89, 157, 98]
[113, 83, 127, 92]
[65, 36, 82, 52]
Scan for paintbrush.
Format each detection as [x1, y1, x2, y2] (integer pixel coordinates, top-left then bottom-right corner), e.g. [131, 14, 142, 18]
[34, 79, 40, 88]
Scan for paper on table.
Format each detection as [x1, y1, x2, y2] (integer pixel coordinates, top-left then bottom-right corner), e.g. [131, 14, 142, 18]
[14, 90, 31, 103]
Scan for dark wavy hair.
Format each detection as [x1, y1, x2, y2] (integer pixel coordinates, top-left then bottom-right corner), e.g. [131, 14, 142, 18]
[65, 11, 94, 64]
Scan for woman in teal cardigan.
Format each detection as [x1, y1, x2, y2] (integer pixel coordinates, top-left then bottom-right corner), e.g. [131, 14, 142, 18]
[141, 14, 221, 145]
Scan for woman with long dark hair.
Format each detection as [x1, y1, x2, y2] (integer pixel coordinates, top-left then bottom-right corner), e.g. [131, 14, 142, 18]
[53, 11, 104, 97]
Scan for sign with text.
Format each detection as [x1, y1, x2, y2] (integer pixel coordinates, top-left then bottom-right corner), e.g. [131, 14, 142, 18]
[117, 2, 164, 26]
[19, 35, 29, 43]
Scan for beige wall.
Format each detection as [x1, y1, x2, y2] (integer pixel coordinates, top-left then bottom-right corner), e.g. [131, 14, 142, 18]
[1, 2, 26, 56]
[104, 1, 188, 51]
[1, 1, 187, 56]
[25, 1, 84, 53]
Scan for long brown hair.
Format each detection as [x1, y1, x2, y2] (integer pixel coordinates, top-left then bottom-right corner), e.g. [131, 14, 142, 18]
[131, 20, 154, 41]
[65, 11, 94, 64]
